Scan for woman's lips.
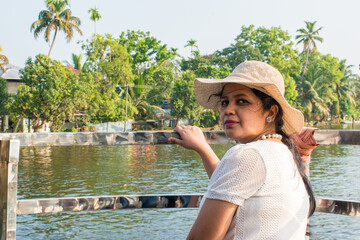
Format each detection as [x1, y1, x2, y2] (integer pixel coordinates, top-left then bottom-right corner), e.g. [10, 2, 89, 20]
[225, 120, 238, 127]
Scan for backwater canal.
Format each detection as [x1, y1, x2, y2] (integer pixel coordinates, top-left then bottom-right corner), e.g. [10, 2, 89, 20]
[16, 130, 360, 239]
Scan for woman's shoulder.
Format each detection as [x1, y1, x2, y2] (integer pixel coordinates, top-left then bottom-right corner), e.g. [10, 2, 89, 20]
[225, 140, 291, 162]
[248, 140, 288, 150]
[223, 140, 291, 163]
[223, 142, 263, 161]
[227, 140, 287, 152]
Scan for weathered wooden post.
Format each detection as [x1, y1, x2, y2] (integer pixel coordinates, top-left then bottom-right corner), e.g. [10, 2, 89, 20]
[0, 140, 20, 240]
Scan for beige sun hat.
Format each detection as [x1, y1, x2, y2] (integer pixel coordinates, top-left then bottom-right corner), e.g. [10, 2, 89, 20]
[194, 60, 304, 136]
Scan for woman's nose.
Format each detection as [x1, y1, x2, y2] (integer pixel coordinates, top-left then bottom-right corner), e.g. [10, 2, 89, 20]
[224, 102, 235, 115]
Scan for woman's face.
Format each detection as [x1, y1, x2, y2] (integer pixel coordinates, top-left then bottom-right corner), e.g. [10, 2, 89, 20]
[219, 83, 272, 143]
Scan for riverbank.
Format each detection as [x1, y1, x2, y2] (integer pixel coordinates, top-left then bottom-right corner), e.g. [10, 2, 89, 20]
[305, 121, 360, 130]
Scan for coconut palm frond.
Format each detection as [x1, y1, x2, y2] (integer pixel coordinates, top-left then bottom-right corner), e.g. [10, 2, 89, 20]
[31, 0, 82, 56]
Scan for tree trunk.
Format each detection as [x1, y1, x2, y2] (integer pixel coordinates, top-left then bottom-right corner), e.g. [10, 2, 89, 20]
[0, 64, 6, 72]
[301, 48, 310, 80]
[3, 115, 9, 132]
[48, 29, 58, 57]
[124, 84, 128, 132]
[33, 118, 44, 132]
[13, 115, 22, 133]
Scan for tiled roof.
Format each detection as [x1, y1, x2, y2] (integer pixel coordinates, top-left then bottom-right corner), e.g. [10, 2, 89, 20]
[64, 65, 81, 74]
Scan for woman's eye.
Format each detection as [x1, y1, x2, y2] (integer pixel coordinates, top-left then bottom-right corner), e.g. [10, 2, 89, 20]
[236, 99, 248, 104]
[221, 100, 229, 106]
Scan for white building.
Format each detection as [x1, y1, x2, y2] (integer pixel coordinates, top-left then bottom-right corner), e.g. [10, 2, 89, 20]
[0, 64, 22, 94]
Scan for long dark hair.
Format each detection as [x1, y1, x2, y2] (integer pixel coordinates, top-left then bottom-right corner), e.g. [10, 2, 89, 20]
[251, 88, 316, 217]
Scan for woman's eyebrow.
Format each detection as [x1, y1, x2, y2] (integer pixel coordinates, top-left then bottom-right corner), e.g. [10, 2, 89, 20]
[233, 94, 247, 98]
[220, 93, 247, 99]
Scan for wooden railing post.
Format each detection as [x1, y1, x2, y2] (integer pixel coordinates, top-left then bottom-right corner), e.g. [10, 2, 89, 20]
[0, 140, 20, 240]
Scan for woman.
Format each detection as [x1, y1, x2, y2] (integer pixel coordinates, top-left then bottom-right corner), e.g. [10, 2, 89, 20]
[168, 61, 315, 240]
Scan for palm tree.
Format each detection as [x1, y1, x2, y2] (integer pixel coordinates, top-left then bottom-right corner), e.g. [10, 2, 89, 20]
[0, 46, 9, 72]
[30, 0, 83, 57]
[184, 39, 199, 55]
[295, 67, 329, 121]
[64, 53, 82, 70]
[295, 21, 323, 79]
[88, 6, 101, 35]
[334, 60, 357, 118]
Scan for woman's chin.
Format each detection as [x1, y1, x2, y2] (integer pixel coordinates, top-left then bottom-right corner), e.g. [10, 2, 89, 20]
[224, 129, 239, 139]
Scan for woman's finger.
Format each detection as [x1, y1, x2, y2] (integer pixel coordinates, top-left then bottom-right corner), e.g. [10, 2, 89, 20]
[168, 137, 182, 145]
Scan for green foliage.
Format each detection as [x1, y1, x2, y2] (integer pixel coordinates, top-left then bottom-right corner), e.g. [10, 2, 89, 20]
[296, 21, 324, 53]
[295, 21, 324, 78]
[199, 110, 219, 128]
[78, 72, 134, 123]
[7, 25, 359, 130]
[146, 65, 176, 105]
[30, 0, 83, 56]
[170, 70, 203, 125]
[119, 30, 178, 71]
[118, 30, 178, 120]
[0, 78, 9, 114]
[88, 6, 101, 34]
[9, 54, 87, 131]
[184, 39, 199, 55]
[181, 53, 231, 79]
[82, 34, 134, 85]
[81, 34, 137, 122]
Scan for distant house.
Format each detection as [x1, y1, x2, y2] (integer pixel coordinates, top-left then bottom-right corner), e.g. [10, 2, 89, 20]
[64, 65, 81, 74]
[0, 64, 22, 94]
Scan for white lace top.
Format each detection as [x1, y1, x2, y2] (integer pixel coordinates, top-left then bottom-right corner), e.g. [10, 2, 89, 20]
[201, 140, 309, 240]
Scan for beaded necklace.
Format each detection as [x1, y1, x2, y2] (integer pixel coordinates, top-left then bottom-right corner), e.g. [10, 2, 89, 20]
[261, 134, 282, 141]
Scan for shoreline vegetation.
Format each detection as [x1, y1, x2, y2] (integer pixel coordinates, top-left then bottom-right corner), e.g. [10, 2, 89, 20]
[1, 1, 359, 133]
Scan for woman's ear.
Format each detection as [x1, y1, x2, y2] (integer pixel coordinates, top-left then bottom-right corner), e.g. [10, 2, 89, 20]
[267, 105, 279, 120]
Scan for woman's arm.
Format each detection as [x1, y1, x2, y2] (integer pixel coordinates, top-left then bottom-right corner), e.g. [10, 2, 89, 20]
[168, 126, 219, 178]
[187, 198, 238, 240]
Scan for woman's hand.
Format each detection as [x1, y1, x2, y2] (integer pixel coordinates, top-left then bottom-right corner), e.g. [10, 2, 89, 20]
[169, 125, 220, 178]
[168, 126, 208, 153]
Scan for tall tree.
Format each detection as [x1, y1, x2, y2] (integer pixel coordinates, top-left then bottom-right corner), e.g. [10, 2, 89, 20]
[30, 0, 83, 56]
[336, 60, 356, 102]
[0, 46, 9, 72]
[181, 52, 231, 79]
[170, 70, 203, 126]
[81, 34, 135, 125]
[88, 6, 101, 35]
[295, 21, 323, 78]
[294, 67, 329, 121]
[118, 30, 178, 122]
[10, 54, 87, 131]
[335, 60, 357, 119]
[184, 39, 199, 55]
[0, 78, 8, 112]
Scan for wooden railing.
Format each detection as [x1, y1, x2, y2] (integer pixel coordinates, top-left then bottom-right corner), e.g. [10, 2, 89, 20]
[1, 130, 360, 239]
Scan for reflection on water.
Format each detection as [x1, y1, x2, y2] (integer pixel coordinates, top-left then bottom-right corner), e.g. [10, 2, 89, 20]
[309, 144, 360, 239]
[17, 144, 359, 239]
[312, 122, 360, 130]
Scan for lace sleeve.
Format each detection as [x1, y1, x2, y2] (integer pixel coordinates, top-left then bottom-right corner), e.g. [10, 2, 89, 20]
[206, 147, 266, 206]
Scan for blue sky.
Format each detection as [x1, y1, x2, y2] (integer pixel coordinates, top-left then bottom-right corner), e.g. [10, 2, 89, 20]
[2, 0, 360, 74]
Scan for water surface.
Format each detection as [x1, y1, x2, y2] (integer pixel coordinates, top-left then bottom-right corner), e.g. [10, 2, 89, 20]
[16, 143, 360, 239]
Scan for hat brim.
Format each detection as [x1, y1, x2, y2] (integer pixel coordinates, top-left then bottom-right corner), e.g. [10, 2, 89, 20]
[194, 78, 304, 136]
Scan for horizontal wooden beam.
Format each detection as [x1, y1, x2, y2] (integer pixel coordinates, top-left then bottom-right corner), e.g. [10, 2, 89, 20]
[1, 130, 360, 147]
[16, 194, 360, 217]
